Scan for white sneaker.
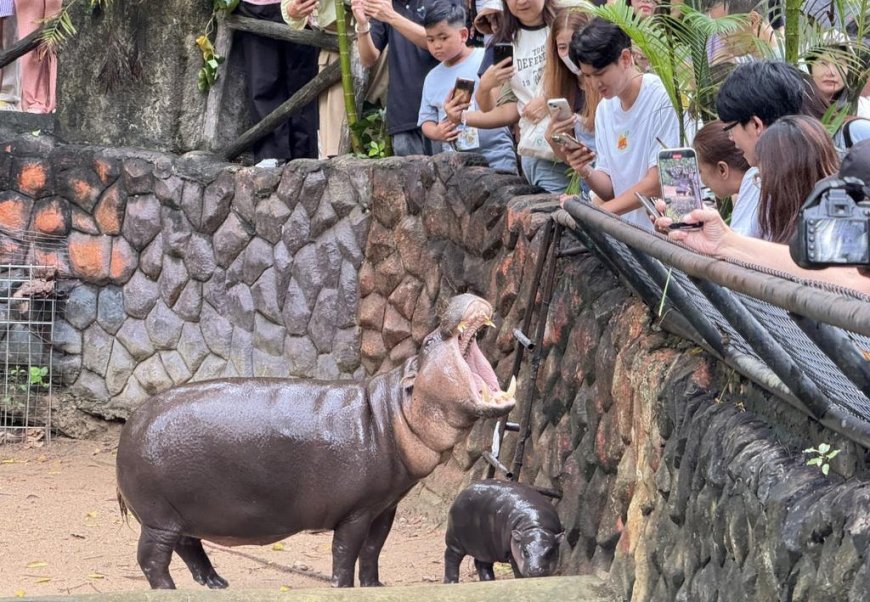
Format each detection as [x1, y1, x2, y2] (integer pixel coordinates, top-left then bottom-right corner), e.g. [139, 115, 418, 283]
[254, 158, 282, 168]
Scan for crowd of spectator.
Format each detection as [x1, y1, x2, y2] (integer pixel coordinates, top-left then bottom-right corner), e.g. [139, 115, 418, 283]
[261, 0, 870, 290]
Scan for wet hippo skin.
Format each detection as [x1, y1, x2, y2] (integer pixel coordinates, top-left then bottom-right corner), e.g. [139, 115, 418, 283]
[444, 480, 564, 582]
[116, 294, 516, 590]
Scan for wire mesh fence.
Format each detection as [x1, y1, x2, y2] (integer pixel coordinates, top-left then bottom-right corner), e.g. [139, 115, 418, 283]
[563, 202, 870, 447]
[0, 226, 65, 445]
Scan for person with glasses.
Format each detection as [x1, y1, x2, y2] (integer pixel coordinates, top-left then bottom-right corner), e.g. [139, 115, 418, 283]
[715, 60, 804, 167]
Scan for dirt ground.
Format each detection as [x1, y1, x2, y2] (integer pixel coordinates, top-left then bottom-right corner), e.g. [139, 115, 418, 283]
[0, 424, 497, 598]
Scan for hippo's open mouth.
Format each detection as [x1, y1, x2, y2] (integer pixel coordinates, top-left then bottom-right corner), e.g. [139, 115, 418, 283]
[457, 314, 516, 405]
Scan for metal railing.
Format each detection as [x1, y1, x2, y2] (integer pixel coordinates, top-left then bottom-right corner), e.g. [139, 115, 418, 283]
[562, 199, 870, 449]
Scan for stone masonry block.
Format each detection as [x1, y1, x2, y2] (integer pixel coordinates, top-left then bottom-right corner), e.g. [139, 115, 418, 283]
[94, 181, 127, 235]
[64, 283, 98, 330]
[177, 321, 209, 374]
[213, 211, 253, 268]
[31, 196, 70, 236]
[110, 237, 138, 284]
[122, 194, 162, 250]
[14, 157, 51, 198]
[82, 324, 113, 376]
[116, 318, 155, 361]
[97, 286, 126, 335]
[57, 167, 103, 212]
[145, 301, 184, 350]
[68, 232, 112, 282]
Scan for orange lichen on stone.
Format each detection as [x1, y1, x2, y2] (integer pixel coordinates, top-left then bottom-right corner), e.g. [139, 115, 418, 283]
[31, 247, 70, 277]
[17, 162, 46, 197]
[94, 159, 114, 185]
[109, 237, 137, 283]
[94, 184, 125, 235]
[68, 233, 111, 281]
[0, 235, 24, 263]
[0, 198, 29, 231]
[33, 201, 68, 235]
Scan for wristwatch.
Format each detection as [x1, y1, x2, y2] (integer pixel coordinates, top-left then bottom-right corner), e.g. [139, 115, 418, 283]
[354, 21, 371, 34]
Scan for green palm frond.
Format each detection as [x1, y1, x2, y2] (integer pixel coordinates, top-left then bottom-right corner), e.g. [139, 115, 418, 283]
[795, 0, 870, 111]
[39, 0, 114, 53]
[575, 1, 757, 132]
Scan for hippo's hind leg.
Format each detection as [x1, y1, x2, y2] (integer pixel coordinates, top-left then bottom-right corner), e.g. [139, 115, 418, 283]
[331, 513, 375, 587]
[137, 525, 180, 589]
[358, 506, 397, 587]
[443, 545, 465, 583]
[175, 536, 228, 589]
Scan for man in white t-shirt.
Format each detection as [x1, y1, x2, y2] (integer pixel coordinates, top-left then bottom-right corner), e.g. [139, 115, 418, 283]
[562, 19, 680, 230]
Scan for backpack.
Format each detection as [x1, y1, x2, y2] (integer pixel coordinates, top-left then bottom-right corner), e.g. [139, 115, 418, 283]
[843, 117, 870, 149]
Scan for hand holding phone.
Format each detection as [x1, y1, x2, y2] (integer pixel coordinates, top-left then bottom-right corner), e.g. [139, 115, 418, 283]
[657, 147, 704, 229]
[547, 98, 572, 122]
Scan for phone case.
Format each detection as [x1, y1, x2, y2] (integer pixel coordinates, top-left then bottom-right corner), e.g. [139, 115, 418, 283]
[657, 148, 702, 224]
[493, 44, 513, 65]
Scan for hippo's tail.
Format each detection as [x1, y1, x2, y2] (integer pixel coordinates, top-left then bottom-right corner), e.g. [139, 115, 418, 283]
[117, 489, 140, 527]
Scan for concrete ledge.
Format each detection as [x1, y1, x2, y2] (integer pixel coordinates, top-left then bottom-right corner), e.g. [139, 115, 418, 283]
[9, 576, 616, 602]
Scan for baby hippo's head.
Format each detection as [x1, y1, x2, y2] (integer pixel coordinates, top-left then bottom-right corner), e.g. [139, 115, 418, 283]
[510, 528, 564, 578]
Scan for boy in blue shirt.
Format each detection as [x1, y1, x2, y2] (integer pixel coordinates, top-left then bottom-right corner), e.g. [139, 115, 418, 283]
[417, 1, 516, 173]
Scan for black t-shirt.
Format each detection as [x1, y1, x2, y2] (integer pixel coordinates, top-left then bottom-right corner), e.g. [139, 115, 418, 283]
[371, 0, 440, 135]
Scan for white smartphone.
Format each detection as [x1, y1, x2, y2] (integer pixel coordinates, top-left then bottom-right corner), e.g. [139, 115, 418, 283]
[547, 98, 572, 122]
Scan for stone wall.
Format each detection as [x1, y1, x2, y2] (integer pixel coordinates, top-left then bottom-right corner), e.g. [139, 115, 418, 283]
[2, 135, 869, 600]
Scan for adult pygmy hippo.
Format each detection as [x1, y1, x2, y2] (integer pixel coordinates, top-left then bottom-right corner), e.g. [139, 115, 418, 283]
[116, 294, 516, 590]
[444, 479, 563, 582]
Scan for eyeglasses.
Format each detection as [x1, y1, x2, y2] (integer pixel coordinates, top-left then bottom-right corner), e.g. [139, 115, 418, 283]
[721, 121, 740, 132]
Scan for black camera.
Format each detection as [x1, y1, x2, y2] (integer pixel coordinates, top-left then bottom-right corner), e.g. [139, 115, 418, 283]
[789, 177, 870, 269]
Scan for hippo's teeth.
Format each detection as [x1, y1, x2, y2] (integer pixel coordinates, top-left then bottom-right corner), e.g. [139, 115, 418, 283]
[481, 385, 491, 403]
[458, 322, 467, 334]
[507, 376, 517, 399]
[485, 318, 495, 328]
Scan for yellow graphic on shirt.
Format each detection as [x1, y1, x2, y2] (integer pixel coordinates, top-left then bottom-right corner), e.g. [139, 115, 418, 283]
[617, 131, 629, 152]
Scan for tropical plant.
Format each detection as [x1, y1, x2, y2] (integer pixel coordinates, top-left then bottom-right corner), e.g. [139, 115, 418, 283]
[350, 104, 392, 158]
[575, 1, 748, 142]
[334, 0, 364, 154]
[38, 0, 115, 54]
[196, 0, 240, 92]
[804, 442, 841, 475]
[790, 0, 870, 113]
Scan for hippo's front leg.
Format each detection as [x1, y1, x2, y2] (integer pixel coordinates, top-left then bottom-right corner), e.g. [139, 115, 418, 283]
[331, 513, 374, 587]
[358, 505, 397, 586]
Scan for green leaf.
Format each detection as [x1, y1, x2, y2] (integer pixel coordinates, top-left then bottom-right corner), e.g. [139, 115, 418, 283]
[827, 449, 841, 460]
[807, 457, 823, 466]
[802, 447, 818, 454]
[822, 464, 830, 476]
[818, 443, 831, 454]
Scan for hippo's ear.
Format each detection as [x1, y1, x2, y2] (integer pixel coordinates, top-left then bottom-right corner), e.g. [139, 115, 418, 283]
[511, 529, 522, 543]
[401, 356, 418, 397]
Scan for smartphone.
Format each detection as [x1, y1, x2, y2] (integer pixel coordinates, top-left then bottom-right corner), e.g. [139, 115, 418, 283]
[547, 98, 572, 122]
[453, 77, 475, 104]
[493, 42, 513, 66]
[635, 192, 663, 220]
[657, 147, 703, 229]
[551, 132, 584, 151]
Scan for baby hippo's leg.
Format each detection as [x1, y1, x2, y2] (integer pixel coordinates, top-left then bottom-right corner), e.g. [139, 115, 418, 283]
[475, 559, 496, 581]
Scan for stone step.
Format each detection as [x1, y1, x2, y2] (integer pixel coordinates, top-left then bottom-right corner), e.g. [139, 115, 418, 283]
[12, 576, 617, 602]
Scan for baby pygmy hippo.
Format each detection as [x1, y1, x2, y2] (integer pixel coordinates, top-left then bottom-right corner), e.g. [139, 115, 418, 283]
[443, 479, 564, 583]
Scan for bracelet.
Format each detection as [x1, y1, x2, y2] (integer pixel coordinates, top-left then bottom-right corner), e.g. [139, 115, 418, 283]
[354, 22, 370, 34]
[460, 110, 468, 127]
